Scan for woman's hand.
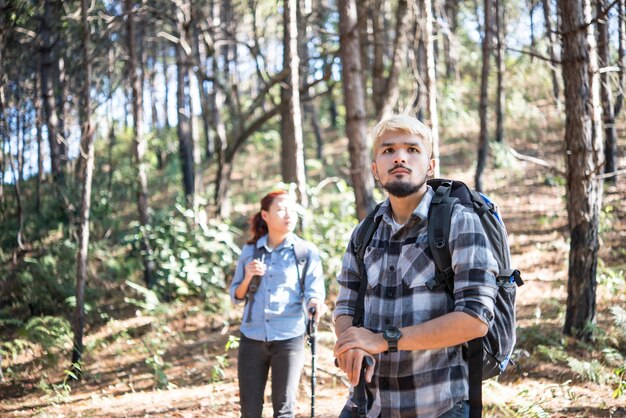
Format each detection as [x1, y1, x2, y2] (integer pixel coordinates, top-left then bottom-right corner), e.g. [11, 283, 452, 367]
[306, 298, 327, 322]
[235, 258, 267, 300]
[244, 258, 267, 281]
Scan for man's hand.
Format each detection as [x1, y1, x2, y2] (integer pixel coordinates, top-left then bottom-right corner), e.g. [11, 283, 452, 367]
[306, 298, 326, 322]
[335, 348, 375, 386]
[334, 326, 387, 358]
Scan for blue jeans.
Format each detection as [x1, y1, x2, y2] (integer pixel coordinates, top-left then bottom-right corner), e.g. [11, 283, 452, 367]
[337, 400, 469, 417]
[237, 334, 304, 418]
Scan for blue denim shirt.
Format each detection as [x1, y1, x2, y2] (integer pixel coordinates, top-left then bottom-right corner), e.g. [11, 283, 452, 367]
[230, 234, 325, 341]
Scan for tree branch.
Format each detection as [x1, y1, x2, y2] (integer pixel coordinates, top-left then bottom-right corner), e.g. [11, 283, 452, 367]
[509, 147, 566, 176]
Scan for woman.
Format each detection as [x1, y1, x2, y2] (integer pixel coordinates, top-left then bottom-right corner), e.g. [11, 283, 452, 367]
[230, 190, 326, 418]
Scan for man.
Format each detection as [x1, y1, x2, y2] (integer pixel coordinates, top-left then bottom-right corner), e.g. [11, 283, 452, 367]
[333, 114, 498, 418]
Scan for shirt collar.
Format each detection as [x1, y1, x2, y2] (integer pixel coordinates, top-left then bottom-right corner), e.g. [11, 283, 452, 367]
[256, 233, 295, 252]
[375, 186, 435, 225]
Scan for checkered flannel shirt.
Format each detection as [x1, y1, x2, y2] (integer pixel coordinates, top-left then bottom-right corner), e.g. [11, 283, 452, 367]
[333, 187, 498, 418]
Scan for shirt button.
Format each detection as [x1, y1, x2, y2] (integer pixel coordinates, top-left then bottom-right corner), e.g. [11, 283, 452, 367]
[389, 266, 395, 272]
[385, 319, 391, 325]
[386, 291, 393, 297]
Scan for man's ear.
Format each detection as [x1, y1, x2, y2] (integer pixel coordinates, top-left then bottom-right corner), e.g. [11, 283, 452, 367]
[371, 162, 379, 181]
[427, 158, 436, 177]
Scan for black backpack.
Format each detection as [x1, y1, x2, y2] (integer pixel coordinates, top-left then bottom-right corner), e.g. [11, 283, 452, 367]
[351, 179, 523, 418]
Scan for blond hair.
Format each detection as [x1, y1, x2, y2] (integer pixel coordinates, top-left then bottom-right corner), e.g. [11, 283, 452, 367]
[371, 114, 433, 158]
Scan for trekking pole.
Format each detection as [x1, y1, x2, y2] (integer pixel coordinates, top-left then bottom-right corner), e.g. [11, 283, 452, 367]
[306, 307, 317, 418]
[352, 356, 374, 418]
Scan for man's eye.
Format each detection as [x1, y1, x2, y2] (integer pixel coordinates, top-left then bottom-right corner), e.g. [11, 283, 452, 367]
[408, 147, 419, 153]
[383, 148, 393, 153]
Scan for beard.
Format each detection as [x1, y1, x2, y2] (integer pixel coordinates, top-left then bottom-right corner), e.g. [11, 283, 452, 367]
[382, 180, 424, 198]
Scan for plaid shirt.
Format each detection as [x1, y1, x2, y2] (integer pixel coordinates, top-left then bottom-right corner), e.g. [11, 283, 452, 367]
[333, 187, 498, 418]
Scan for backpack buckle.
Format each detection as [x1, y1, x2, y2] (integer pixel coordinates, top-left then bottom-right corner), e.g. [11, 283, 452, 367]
[434, 239, 446, 249]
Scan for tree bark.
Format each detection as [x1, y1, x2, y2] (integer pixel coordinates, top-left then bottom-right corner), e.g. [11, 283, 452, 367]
[475, 0, 493, 192]
[281, 0, 308, 207]
[542, 0, 561, 106]
[176, 3, 195, 207]
[71, 0, 96, 378]
[126, 0, 155, 289]
[424, 0, 441, 177]
[40, 0, 64, 186]
[596, 0, 617, 184]
[339, 0, 375, 220]
[444, 0, 460, 80]
[495, 0, 506, 143]
[8, 107, 24, 250]
[371, 0, 385, 114]
[377, 0, 410, 120]
[558, 0, 604, 340]
[35, 69, 44, 215]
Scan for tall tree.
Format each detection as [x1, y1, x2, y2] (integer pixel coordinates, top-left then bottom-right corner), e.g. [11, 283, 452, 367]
[126, 0, 155, 288]
[71, 0, 96, 377]
[175, 1, 195, 206]
[558, 0, 604, 340]
[281, 0, 308, 207]
[475, 0, 493, 192]
[339, 0, 375, 220]
[40, 0, 65, 187]
[596, 0, 616, 184]
[495, 0, 506, 143]
[375, 0, 410, 120]
[0, 0, 8, 207]
[444, 0, 460, 80]
[423, 0, 441, 177]
[542, 0, 561, 106]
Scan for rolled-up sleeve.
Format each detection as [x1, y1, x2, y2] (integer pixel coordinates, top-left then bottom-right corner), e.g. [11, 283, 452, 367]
[303, 245, 326, 304]
[230, 244, 254, 305]
[448, 205, 498, 325]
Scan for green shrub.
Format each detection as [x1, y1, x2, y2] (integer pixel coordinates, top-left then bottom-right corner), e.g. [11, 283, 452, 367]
[124, 203, 240, 301]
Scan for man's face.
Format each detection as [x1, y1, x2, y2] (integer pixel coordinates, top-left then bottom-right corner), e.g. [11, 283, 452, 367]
[371, 132, 435, 198]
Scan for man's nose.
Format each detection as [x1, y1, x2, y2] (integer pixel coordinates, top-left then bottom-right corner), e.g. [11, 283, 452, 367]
[393, 150, 407, 163]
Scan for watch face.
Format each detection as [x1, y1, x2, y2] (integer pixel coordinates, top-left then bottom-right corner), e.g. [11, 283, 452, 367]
[385, 328, 400, 340]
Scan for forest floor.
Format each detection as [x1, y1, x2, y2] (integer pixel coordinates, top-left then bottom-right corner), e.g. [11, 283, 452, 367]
[1, 119, 626, 417]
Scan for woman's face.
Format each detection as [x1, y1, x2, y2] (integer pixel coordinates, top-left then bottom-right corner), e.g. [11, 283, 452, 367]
[261, 194, 298, 235]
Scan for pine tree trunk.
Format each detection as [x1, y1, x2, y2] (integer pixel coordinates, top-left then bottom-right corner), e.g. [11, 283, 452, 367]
[424, 0, 440, 177]
[281, 0, 308, 207]
[35, 70, 44, 215]
[371, 0, 385, 115]
[444, 0, 460, 80]
[377, 0, 410, 120]
[126, 0, 155, 289]
[597, 0, 617, 184]
[176, 3, 195, 207]
[40, 0, 63, 187]
[72, 0, 96, 378]
[495, 0, 506, 143]
[542, 0, 561, 106]
[475, 0, 492, 192]
[558, 0, 604, 340]
[339, 0, 375, 220]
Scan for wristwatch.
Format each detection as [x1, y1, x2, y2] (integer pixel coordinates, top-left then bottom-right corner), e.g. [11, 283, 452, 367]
[383, 327, 403, 353]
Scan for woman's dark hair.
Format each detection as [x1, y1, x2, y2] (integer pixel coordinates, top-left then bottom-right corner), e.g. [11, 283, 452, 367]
[247, 190, 289, 244]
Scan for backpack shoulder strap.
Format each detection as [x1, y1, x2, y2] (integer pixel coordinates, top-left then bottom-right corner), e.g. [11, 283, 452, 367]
[427, 180, 458, 295]
[246, 244, 267, 322]
[352, 202, 383, 327]
[293, 237, 311, 296]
